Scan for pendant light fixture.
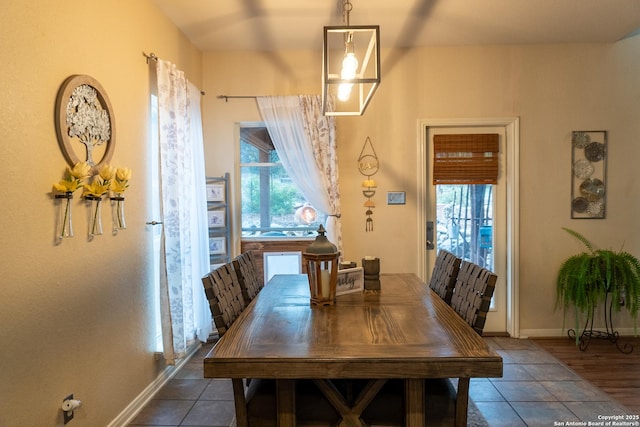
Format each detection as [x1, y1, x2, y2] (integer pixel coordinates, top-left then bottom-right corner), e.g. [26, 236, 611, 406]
[322, 0, 380, 116]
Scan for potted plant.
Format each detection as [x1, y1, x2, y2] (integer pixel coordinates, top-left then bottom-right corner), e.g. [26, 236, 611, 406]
[556, 227, 640, 342]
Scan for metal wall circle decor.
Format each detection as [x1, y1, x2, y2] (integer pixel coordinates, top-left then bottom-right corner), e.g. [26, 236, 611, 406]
[571, 131, 607, 219]
[55, 75, 115, 175]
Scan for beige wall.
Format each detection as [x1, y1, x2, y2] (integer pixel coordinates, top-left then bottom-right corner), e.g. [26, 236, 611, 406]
[0, 1, 201, 426]
[2, 1, 639, 425]
[202, 38, 640, 336]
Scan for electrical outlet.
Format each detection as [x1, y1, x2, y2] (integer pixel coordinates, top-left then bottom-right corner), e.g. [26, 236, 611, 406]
[62, 394, 74, 424]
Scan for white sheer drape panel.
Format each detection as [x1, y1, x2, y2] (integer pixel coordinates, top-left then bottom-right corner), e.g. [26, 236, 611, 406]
[156, 59, 210, 364]
[188, 82, 213, 344]
[256, 96, 342, 251]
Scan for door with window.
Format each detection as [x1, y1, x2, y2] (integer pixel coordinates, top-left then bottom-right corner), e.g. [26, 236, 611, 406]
[420, 120, 518, 335]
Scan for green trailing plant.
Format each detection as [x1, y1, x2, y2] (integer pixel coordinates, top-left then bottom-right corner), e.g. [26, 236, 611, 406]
[556, 227, 640, 341]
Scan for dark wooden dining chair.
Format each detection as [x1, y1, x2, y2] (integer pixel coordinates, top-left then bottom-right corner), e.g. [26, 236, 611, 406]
[450, 260, 498, 336]
[428, 249, 462, 305]
[379, 262, 498, 426]
[423, 262, 498, 425]
[232, 251, 264, 306]
[201, 263, 274, 426]
[201, 263, 246, 337]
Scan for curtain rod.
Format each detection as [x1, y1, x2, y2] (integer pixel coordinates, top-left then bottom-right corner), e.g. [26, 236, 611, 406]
[143, 52, 158, 63]
[217, 95, 259, 102]
[143, 52, 205, 95]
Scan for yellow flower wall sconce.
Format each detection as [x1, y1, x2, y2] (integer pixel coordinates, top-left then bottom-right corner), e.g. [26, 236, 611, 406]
[52, 162, 131, 241]
[52, 75, 131, 242]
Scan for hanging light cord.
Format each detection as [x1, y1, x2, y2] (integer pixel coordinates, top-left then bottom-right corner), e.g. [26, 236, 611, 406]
[343, 0, 353, 26]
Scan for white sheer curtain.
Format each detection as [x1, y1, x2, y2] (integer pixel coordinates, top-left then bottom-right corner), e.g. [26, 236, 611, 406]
[187, 82, 212, 345]
[156, 59, 211, 364]
[256, 95, 342, 251]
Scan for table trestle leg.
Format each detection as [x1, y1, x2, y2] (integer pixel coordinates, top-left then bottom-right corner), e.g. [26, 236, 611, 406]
[276, 379, 296, 427]
[404, 379, 425, 427]
[232, 379, 249, 427]
[454, 378, 470, 427]
[312, 379, 388, 426]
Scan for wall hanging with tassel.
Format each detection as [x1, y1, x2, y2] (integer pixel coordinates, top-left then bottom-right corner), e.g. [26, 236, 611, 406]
[357, 137, 379, 232]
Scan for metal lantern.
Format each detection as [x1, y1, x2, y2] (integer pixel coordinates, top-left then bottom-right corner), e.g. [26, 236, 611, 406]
[303, 225, 340, 306]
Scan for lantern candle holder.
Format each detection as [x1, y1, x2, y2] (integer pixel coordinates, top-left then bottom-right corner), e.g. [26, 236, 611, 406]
[303, 225, 340, 306]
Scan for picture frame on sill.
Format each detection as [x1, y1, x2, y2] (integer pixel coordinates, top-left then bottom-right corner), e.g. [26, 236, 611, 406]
[209, 237, 226, 255]
[387, 191, 406, 205]
[206, 183, 225, 202]
[207, 209, 225, 227]
[336, 267, 364, 296]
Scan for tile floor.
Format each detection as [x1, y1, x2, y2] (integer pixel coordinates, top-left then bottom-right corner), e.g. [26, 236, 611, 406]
[128, 337, 635, 426]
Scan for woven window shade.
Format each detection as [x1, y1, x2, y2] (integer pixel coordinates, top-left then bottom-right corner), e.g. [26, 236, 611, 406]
[433, 134, 499, 185]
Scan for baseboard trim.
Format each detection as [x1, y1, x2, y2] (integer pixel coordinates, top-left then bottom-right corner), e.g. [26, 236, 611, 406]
[106, 342, 202, 427]
[520, 327, 639, 339]
[482, 331, 511, 337]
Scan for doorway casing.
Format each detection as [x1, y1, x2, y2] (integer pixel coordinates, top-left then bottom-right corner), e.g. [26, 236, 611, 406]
[417, 117, 520, 338]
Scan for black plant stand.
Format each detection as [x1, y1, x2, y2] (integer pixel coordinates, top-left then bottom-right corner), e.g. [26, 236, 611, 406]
[567, 292, 634, 354]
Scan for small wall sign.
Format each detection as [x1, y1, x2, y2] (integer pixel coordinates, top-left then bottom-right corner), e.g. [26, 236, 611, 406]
[387, 191, 406, 205]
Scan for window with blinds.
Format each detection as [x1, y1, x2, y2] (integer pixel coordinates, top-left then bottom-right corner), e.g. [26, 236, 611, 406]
[432, 134, 499, 185]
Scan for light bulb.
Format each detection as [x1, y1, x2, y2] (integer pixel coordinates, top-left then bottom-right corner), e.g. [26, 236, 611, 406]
[337, 83, 352, 101]
[341, 53, 358, 79]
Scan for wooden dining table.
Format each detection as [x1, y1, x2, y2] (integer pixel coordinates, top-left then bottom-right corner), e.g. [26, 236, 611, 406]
[204, 273, 503, 427]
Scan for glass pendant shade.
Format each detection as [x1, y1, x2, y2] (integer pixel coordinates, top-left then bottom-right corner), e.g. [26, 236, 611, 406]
[322, 25, 380, 116]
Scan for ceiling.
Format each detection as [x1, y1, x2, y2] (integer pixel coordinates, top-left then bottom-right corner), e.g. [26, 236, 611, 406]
[153, 0, 640, 52]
